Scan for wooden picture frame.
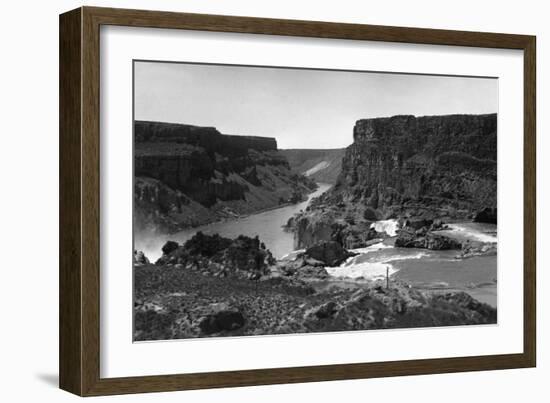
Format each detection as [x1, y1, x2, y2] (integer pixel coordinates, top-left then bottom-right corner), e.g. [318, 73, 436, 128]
[59, 6, 536, 396]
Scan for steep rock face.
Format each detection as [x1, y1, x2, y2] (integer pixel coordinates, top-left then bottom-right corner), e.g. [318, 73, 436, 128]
[335, 114, 497, 217]
[292, 114, 497, 249]
[134, 121, 316, 233]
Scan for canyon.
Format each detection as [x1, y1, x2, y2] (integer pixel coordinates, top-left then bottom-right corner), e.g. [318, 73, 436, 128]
[133, 113, 499, 341]
[279, 148, 345, 184]
[134, 121, 317, 234]
[290, 113, 497, 249]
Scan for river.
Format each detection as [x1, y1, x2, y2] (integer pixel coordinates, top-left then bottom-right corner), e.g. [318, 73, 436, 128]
[135, 183, 497, 308]
[136, 183, 332, 262]
[326, 222, 498, 307]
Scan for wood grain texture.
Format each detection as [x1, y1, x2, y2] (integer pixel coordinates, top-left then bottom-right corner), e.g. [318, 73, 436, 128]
[523, 38, 537, 367]
[59, 6, 537, 396]
[59, 8, 83, 396]
[81, 6, 102, 396]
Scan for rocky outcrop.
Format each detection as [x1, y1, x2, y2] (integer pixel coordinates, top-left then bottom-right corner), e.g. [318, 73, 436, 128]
[458, 240, 498, 258]
[273, 241, 356, 280]
[290, 205, 388, 250]
[395, 226, 462, 250]
[292, 210, 343, 249]
[276, 258, 330, 281]
[134, 121, 317, 233]
[155, 232, 276, 279]
[304, 241, 356, 266]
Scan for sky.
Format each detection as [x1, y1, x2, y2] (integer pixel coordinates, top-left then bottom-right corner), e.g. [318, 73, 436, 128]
[134, 61, 498, 149]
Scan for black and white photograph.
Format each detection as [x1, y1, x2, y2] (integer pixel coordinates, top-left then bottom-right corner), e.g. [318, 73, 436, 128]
[132, 61, 498, 341]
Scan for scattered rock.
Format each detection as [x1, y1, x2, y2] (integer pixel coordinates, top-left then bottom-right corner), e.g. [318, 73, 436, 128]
[295, 265, 330, 280]
[458, 240, 497, 258]
[134, 264, 497, 340]
[198, 303, 245, 335]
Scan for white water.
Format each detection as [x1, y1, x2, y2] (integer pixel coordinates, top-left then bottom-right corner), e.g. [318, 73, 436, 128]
[326, 261, 398, 280]
[325, 222, 498, 308]
[370, 219, 399, 237]
[349, 242, 393, 255]
[444, 223, 497, 243]
[327, 242, 428, 280]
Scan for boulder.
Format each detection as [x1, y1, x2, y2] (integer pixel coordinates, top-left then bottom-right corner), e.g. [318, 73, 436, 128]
[293, 212, 341, 249]
[429, 219, 447, 231]
[404, 218, 433, 230]
[304, 241, 356, 266]
[363, 207, 379, 221]
[474, 207, 497, 224]
[425, 233, 462, 250]
[198, 303, 245, 335]
[311, 301, 339, 319]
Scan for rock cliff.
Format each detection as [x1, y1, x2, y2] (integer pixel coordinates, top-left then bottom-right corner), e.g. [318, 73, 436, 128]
[336, 113, 496, 217]
[134, 121, 316, 233]
[292, 113, 497, 248]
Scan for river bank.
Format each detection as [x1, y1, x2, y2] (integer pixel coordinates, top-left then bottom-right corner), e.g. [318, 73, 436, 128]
[135, 183, 332, 262]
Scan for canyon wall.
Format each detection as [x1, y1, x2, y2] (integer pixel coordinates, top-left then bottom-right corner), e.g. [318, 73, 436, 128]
[292, 113, 497, 249]
[334, 113, 497, 217]
[134, 121, 316, 233]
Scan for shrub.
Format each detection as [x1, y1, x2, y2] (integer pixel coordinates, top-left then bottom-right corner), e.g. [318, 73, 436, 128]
[183, 232, 232, 257]
[161, 241, 179, 256]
